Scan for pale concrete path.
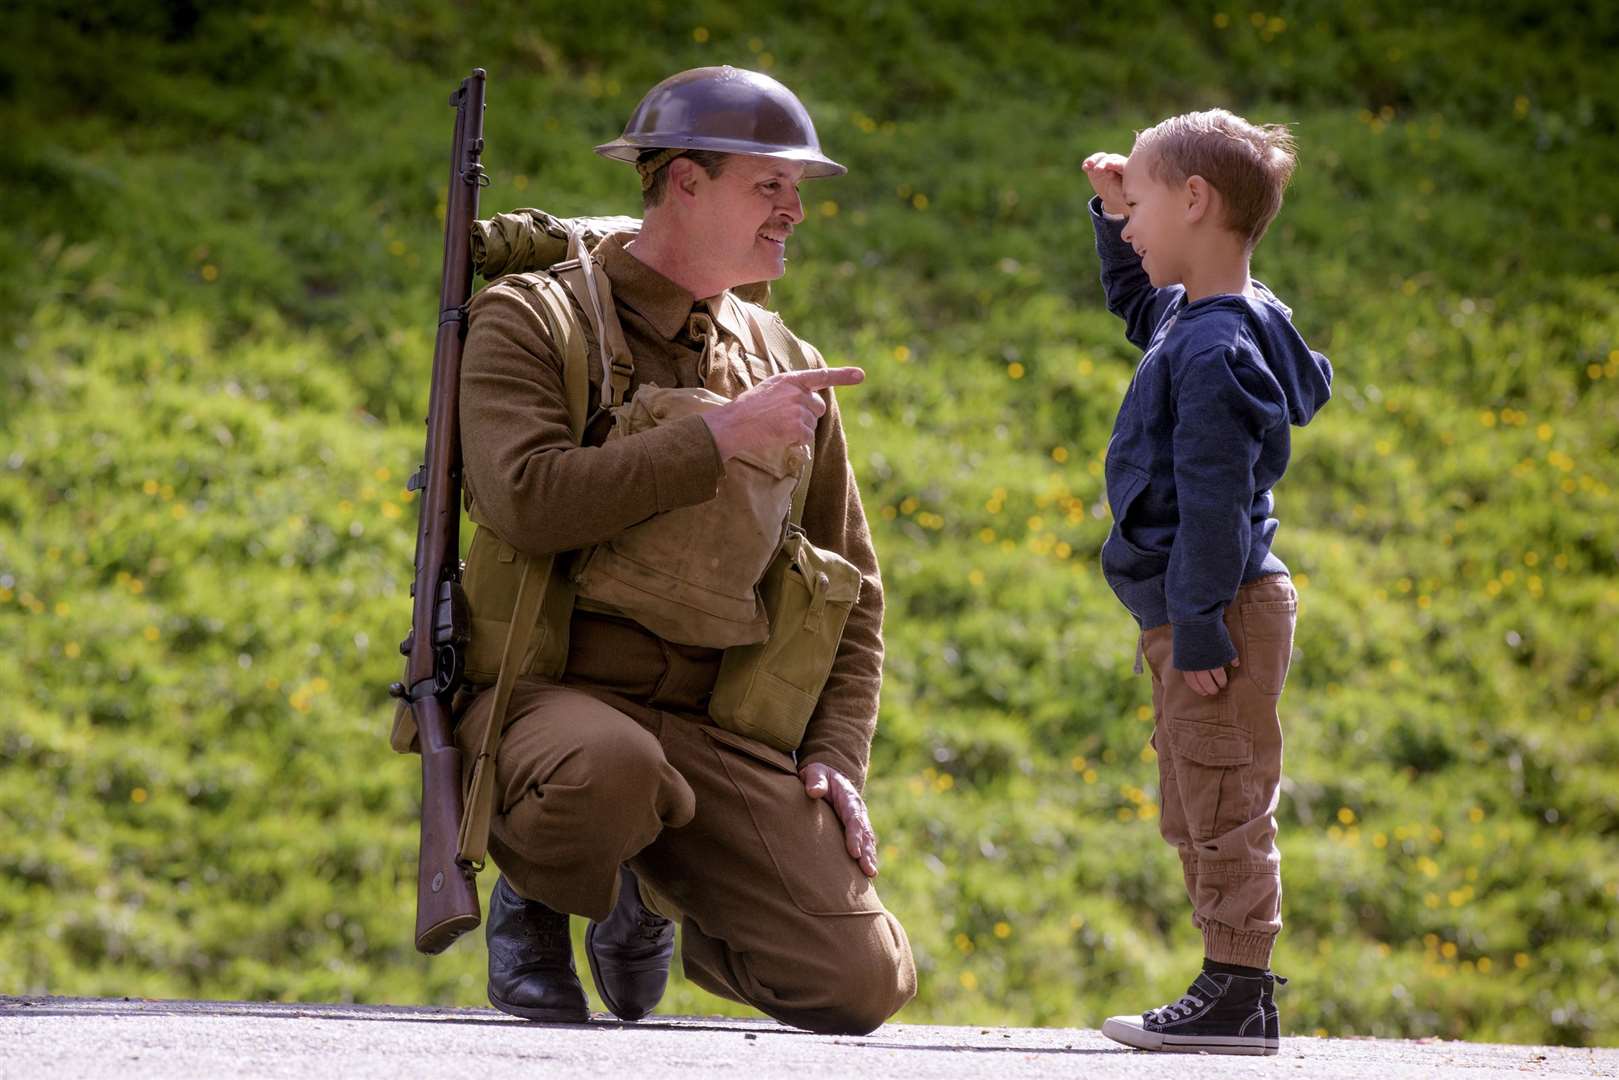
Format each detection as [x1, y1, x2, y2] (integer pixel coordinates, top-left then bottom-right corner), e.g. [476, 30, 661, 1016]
[2, 996, 1615, 1079]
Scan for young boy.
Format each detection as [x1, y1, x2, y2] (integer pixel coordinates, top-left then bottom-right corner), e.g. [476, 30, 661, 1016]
[1081, 110, 1332, 1055]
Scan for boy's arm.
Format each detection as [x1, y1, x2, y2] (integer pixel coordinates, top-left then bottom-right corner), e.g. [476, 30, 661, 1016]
[1165, 347, 1287, 671]
[1088, 196, 1180, 351]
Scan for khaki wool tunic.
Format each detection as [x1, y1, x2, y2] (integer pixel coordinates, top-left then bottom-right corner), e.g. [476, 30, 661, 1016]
[458, 233, 885, 789]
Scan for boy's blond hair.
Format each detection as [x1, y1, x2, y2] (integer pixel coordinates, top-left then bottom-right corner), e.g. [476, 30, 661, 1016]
[1133, 109, 1297, 248]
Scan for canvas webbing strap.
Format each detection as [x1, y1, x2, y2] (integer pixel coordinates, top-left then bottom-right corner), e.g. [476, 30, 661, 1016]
[559, 230, 636, 410]
[457, 271, 588, 867]
[738, 300, 816, 528]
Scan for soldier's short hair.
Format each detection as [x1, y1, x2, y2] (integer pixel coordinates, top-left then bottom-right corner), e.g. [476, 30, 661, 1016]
[638, 148, 732, 209]
[1132, 109, 1297, 249]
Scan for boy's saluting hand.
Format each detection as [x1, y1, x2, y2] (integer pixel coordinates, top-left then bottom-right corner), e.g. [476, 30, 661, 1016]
[1082, 152, 1130, 218]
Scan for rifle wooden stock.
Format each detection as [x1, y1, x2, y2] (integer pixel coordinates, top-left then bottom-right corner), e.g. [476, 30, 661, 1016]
[399, 68, 488, 956]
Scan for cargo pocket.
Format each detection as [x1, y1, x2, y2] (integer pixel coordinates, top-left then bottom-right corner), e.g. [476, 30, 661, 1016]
[703, 726, 884, 917]
[1240, 597, 1297, 695]
[1167, 719, 1254, 843]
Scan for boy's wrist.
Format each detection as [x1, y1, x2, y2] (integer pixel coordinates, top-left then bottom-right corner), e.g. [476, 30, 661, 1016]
[1088, 194, 1127, 222]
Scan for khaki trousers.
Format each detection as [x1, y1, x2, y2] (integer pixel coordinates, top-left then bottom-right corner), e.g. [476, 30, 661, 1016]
[454, 613, 916, 1035]
[1143, 574, 1297, 969]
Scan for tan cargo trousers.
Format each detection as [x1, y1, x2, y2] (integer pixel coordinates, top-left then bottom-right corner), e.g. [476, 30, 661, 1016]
[1142, 574, 1298, 969]
[454, 613, 916, 1035]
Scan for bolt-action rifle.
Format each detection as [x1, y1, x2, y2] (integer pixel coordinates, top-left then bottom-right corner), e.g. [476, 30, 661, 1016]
[388, 68, 489, 955]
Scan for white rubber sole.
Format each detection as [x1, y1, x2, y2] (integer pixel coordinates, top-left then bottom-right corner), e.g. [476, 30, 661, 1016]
[1102, 1015, 1278, 1056]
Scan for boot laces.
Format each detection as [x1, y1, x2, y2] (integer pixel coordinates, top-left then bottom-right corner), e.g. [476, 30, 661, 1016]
[635, 905, 672, 942]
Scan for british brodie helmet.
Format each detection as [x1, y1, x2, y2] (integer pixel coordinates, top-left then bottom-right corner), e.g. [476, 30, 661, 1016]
[595, 65, 846, 178]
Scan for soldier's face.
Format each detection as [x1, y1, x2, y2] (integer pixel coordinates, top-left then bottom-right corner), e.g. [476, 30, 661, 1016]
[692, 155, 807, 287]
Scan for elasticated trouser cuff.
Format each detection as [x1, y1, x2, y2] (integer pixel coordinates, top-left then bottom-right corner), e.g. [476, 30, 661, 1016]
[1204, 925, 1276, 969]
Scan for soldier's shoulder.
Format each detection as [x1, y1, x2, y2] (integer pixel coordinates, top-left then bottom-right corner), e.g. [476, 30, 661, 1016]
[469, 270, 583, 328]
[728, 294, 826, 370]
[475, 269, 567, 302]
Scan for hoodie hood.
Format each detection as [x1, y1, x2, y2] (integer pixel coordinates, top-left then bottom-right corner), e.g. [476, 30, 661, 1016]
[1182, 285, 1333, 427]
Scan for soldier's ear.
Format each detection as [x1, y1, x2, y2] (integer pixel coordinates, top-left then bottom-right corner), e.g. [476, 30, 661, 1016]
[668, 157, 702, 202]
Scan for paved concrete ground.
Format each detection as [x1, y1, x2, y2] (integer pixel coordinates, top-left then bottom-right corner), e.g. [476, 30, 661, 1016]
[2, 996, 1616, 1079]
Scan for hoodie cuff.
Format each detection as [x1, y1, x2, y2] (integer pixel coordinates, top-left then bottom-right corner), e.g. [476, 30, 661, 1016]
[1089, 196, 1136, 255]
[1088, 193, 1128, 223]
[1172, 618, 1238, 673]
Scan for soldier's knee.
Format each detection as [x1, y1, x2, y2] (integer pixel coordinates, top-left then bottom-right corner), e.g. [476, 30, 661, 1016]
[797, 915, 916, 1035]
[558, 722, 663, 793]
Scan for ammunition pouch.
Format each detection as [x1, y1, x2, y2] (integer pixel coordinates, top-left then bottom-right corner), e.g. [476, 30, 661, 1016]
[709, 525, 862, 753]
[461, 530, 576, 685]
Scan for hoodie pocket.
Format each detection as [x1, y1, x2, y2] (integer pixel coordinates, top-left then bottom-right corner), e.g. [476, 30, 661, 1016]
[1104, 459, 1149, 532]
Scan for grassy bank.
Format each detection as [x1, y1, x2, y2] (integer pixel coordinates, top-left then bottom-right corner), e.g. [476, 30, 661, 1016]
[2, 0, 1616, 1045]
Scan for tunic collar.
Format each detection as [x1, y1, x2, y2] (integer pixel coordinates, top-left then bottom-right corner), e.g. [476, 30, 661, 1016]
[595, 232, 757, 349]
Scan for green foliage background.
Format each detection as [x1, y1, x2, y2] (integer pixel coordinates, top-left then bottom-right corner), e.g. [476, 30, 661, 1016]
[3, 0, 1617, 1047]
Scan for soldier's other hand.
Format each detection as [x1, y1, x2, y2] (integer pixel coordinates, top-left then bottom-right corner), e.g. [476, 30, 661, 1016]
[1082, 152, 1129, 218]
[1181, 656, 1238, 697]
[703, 366, 865, 462]
[800, 762, 878, 878]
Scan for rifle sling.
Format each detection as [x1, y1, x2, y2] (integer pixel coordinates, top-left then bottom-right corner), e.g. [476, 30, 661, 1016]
[457, 261, 589, 867]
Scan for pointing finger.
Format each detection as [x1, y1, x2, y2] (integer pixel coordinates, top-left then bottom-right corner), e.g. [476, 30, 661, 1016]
[779, 366, 865, 390]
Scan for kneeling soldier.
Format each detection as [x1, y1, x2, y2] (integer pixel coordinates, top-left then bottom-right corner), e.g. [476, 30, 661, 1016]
[455, 66, 916, 1035]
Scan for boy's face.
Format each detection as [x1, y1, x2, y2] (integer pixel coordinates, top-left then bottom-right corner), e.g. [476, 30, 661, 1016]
[1120, 151, 1191, 288]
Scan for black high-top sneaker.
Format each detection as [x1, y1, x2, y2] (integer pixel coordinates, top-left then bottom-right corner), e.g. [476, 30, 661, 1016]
[1102, 967, 1286, 1055]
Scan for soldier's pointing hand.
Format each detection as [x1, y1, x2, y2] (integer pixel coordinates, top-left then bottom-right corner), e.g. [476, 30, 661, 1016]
[703, 366, 865, 461]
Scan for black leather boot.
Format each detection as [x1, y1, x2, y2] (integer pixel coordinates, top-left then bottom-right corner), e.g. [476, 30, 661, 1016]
[585, 866, 676, 1021]
[486, 875, 590, 1023]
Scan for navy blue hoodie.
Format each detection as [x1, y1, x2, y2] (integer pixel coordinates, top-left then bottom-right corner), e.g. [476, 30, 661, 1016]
[1090, 196, 1333, 671]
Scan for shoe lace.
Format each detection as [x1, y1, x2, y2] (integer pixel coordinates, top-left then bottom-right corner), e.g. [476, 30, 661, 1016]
[1148, 992, 1205, 1023]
